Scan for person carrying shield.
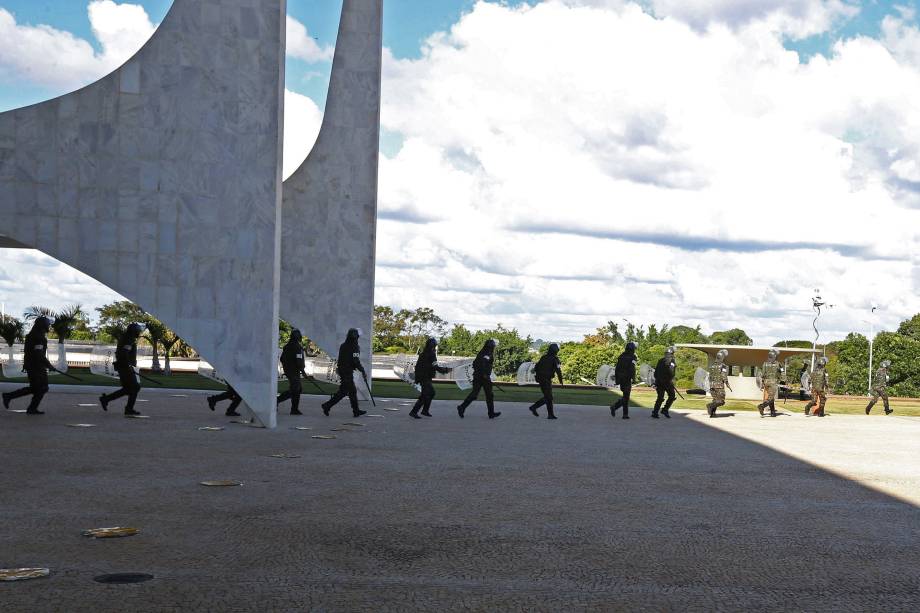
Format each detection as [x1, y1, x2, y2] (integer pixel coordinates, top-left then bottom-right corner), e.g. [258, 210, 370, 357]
[865, 359, 893, 415]
[707, 349, 730, 418]
[277, 328, 306, 415]
[457, 339, 501, 419]
[804, 357, 830, 417]
[2, 316, 55, 415]
[651, 346, 677, 419]
[322, 328, 368, 418]
[757, 349, 784, 417]
[528, 343, 564, 419]
[99, 322, 145, 416]
[610, 342, 637, 419]
[409, 337, 451, 419]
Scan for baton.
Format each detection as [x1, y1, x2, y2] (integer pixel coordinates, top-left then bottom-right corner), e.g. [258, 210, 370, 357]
[360, 372, 376, 407]
[302, 372, 327, 395]
[50, 366, 83, 382]
[137, 372, 163, 385]
[675, 386, 685, 401]
[493, 382, 508, 394]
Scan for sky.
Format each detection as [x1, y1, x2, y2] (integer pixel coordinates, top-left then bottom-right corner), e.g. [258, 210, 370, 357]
[1, 0, 920, 346]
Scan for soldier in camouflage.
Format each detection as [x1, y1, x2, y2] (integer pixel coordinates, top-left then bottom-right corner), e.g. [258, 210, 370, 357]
[865, 359, 892, 415]
[757, 349, 784, 418]
[804, 357, 830, 417]
[707, 349, 729, 418]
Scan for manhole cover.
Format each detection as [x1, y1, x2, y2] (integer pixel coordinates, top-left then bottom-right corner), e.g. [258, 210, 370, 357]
[93, 573, 153, 584]
[0, 568, 50, 581]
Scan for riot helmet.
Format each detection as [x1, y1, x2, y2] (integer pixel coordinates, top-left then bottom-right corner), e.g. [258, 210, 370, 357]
[33, 315, 54, 334]
[716, 349, 729, 361]
[547, 343, 560, 355]
[881, 360, 891, 368]
[664, 346, 675, 356]
[626, 341, 637, 353]
[817, 356, 828, 367]
[346, 328, 361, 342]
[290, 328, 303, 342]
[126, 322, 146, 337]
[767, 349, 778, 360]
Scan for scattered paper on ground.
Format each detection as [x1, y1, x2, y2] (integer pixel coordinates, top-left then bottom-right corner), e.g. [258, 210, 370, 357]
[384, 408, 400, 412]
[292, 426, 312, 431]
[343, 422, 365, 427]
[198, 426, 224, 431]
[200, 480, 243, 487]
[82, 527, 139, 539]
[0, 568, 50, 581]
[312, 435, 336, 440]
[67, 424, 96, 428]
[77, 403, 97, 407]
[125, 415, 150, 419]
[267, 453, 301, 459]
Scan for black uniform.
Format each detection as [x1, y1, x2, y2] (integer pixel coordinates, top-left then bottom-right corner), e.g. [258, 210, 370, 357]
[410, 339, 450, 418]
[276, 337, 306, 415]
[529, 345, 563, 419]
[322, 331, 366, 417]
[209, 384, 242, 416]
[100, 329, 142, 415]
[611, 348, 636, 419]
[2, 325, 54, 414]
[457, 340, 500, 419]
[652, 355, 677, 418]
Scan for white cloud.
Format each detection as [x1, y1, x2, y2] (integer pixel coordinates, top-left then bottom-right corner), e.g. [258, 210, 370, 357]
[377, 0, 920, 343]
[283, 89, 323, 179]
[0, 1, 156, 90]
[286, 15, 334, 63]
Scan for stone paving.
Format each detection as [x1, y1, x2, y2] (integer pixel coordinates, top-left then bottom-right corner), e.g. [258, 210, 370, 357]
[1, 391, 919, 612]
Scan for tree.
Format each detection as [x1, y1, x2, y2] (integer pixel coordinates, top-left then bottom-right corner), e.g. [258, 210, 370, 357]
[439, 323, 531, 379]
[558, 342, 622, 385]
[439, 324, 478, 356]
[144, 317, 168, 373]
[96, 301, 147, 342]
[24, 304, 85, 371]
[373, 305, 408, 353]
[873, 332, 920, 397]
[161, 328, 182, 376]
[0, 315, 25, 365]
[896, 314, 920, 342]
[826, 333, 869, 395]
[709, 328, 753, 346]
[403, 307, 448, 352]
[668, 325, 708, 345]
[583, 321, 624, 346]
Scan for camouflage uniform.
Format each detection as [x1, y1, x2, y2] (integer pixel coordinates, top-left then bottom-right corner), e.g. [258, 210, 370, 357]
[804, 363, 829, 417]
[757, 358, 783, 417]
[865, 364, 891, 415]
[707, 357, 729, 417]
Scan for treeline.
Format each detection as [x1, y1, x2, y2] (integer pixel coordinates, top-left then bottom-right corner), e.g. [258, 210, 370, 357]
[376, 306, 920, 395]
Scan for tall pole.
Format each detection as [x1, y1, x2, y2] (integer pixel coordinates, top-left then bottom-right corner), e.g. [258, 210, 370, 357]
[867, 306, 878, 395]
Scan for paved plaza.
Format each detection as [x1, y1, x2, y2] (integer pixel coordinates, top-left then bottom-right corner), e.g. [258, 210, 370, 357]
[2, 391, 919, 611]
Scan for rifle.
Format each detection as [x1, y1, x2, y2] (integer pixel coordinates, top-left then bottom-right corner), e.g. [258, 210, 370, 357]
[50, 366, 83, 383]
[360, 371, 376, 407]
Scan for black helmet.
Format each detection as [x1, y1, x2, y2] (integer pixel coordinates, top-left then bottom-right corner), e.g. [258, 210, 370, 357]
[547, 343, 559, 355]
[485, 339, 497, 350]
[346, 328, 361, 341]
[126, 322, 146, 337]
[425, 337, 438, 350]
[33, 316, 54, 333]
[626, 341, 637, 352]
[290, 328, 303, 342]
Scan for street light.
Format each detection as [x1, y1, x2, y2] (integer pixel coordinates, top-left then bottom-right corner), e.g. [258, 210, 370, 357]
[866, 305, 881, 395]
[810, 289, 834, 369]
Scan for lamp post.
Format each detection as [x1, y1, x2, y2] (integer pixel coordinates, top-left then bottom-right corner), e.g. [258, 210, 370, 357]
[866, 306, 879, 395]
[810, 289, 834, 370]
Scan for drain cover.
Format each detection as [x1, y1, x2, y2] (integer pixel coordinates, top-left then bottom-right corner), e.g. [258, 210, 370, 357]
[93, 573, 153, 584]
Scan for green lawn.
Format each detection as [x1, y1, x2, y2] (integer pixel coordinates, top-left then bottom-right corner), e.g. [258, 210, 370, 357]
[3, 369, 918, 416]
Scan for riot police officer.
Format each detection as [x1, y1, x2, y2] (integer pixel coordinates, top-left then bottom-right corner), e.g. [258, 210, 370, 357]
[804, 357, 830, 417]
[651, 346, 677, 419]
[409, 337, 450, 419]
[457, 339, 501, 419]
[208, 384, 243, 417]
[865, 359, 892, 415]
[707, 349, 729, 418]
[321, 328, 368, 418]
[99, 322, 145, 416]
[2, 316, 54, 415]
[276, 329, 306, 415]
[757, 349, 784, 417]
[529, 343, 564, 419]
[610, 342, 637, 419]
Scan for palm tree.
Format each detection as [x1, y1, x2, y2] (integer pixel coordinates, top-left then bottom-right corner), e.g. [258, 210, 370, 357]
[24, 304, 84, 371]
[143, 317, 167, 373]
[161, 328, 182, 375]
[0, 314, 25, 367]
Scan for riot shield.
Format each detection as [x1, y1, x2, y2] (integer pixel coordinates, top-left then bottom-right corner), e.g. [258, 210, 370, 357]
[693, 367, 710, 394]
[517, 361, 536, 386]
[596, 364, 617, 388]
[90, 346, 120, 380]
[197, 361, 226, 384]
[639, 363, 655, 387]
[452, 360, 475, 391]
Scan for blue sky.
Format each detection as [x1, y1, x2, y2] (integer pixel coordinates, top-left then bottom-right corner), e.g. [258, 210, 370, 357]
[1, 1, 920, 343]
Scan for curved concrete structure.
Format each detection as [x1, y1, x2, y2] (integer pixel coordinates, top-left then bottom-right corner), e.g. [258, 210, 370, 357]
[0, 0, 287, 427]
[281, 0, 382, 367]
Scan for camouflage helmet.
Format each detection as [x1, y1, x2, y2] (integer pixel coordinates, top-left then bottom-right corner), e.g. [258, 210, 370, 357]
[767, 349, 778, 360]
[817, 356, 829, 367]
[716, 349, 729, 361]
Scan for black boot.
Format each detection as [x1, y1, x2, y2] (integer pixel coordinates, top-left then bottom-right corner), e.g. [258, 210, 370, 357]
[488, 411, 501, 419]
[1, 392, 10, 409]
[125, 408, 142, 417]
[291, 408, 303, 416]
[662, 409, 671, 419]
[420, 409, 432, 417]
[353, 409, 367, 417]
[207, 396, 217, 411]
[757, 402, 765, 417]
[610, 405, 617, 417]
[529, 405, 539, 417]
[321, 401, 331, 416]
[226, 409, 240, 417]
[409, 409, 421, 419]
[26, 408, 44, 415]
[457, 404, 465, 419]
[99, 394, 108, 411]
[547, 413, 557, 420]
[651, 410, 659, 419]
[885, 408, 893, 415]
